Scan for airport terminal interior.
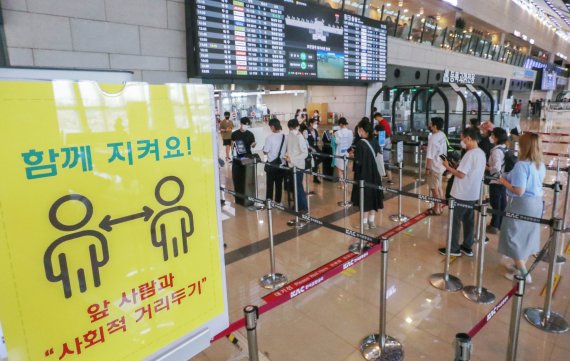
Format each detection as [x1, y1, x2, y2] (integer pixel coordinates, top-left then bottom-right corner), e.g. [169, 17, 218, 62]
[1, 0, 570, 361]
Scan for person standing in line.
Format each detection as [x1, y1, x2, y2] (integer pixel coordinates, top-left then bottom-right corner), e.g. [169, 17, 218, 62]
[231, 117, 256, 206]
[220, 111, 234, 161]
[351, 119, 384, 230]
[486, 127, 509, 234]
[304, 117, 322, 184]
[439, 127, 486, 257]
[498, 133, 545, 283]
[334, 117, 354, 189]
[263, 118, 286, 204]
[284, 118, 308, 213]
[425, 117, 447, 215]
[479, 120, 494, 161]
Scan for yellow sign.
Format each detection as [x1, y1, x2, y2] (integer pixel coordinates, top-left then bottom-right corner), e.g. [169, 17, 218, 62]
[0, 81, 228, 361]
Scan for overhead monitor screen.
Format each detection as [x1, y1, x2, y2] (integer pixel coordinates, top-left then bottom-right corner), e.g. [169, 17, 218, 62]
[190, 0, 388, 82]
[541, 71, 556, 91]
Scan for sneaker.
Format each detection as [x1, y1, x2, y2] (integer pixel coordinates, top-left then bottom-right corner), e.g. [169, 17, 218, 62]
[500, 257, 517, 272]
[504, 270, 532, 284]
[352, 223, 369, 231]
[439, 247, 461, 257]
[368, 221, 377, 229]
[460, 245, 474, 257]
[486, 225, 499, 235]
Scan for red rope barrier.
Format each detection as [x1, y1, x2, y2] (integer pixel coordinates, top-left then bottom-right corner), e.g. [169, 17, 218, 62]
[467, 286, 517, 338]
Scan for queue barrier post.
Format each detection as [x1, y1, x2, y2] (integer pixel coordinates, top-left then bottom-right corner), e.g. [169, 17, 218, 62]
[454, 333, 472, 361]
[562, 166, 570, 231]
[474, 178, 485, 245]
[430, 199, 463, 292]
[260, 199, 288, 290]
[359, 237, 404, 361]
[524, 217, 569, 333]
[244, 305, 260, 361]
[417, 141, 424, 182]
[541, 180, 565, 264]
[338, 154, 353, 208]
[248, 157, 265, 211]
[507, 275, 526, 361]
[349, 180, 366, 254]
[286, 166, 307, 229]
[462, 203, 496, 304]
[307, 153, 316, 196]
[390, 162, 410, 222]
[305, 168, 311, 214]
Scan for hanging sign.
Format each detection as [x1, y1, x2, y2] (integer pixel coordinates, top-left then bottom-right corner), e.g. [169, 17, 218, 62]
[443, 68, 476, 84]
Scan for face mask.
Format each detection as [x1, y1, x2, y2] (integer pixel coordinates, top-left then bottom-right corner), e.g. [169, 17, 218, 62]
[313, 113, 318, 117]
[489, 136, 496, 144]
[242, 124, 249, 130]
[312, 124, 318, 130]
[460, 140, 467, 149]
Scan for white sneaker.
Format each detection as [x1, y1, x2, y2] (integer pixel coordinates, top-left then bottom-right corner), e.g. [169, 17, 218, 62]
[504, 270, 532, 284]
[500, 257, 517, 272]
[368, 221, 377, 229]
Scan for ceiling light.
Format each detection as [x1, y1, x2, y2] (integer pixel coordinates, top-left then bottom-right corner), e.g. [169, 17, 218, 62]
[403, 8, 408, 13]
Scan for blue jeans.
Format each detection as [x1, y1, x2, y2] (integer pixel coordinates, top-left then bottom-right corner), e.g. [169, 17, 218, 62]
[489, 183, 506, 228]
[293, 171, 308, 212]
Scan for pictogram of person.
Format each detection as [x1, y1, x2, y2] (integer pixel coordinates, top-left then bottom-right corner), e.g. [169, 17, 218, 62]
[44, 194, 109, 299]
[151, 176, 194, 261]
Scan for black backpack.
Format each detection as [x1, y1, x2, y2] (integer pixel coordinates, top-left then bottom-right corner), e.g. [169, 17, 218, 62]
[501, 148, 518, 173]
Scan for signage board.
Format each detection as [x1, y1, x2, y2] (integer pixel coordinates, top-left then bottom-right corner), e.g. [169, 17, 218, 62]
[0, 82, 228, 361]
[443, 68, 475, 84]
[190, 0, 388, 82]
[396, 141, 404, 163]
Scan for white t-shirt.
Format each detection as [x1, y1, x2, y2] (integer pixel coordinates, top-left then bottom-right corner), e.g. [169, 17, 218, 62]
[335, 127, 354, 155]
[426, 131, 447, 174]
[451, 147, 486, 201]
[263, 132, 286, 163]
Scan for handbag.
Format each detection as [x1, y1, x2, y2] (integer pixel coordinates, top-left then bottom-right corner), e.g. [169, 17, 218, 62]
[264, 134, 285, 172]
[363, 139, 386, 177]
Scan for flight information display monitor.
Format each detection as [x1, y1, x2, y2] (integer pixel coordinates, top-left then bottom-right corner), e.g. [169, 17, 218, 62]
[190, 0, 387, 82]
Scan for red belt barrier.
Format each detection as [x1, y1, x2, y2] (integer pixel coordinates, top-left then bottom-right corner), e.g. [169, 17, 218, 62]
[543, 151, 570, 158]
[467, 286, 517, 338]
[534, 131, 570, 137]
[212, 209, 430, 342]
[542, 140, 570, 145]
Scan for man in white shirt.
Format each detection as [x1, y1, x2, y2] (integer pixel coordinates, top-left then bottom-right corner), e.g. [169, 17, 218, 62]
[439, 127, 486, 257]
[425, 117, 447, 215]
[285, 118, 309, 212]
[263, 118, 287, 203]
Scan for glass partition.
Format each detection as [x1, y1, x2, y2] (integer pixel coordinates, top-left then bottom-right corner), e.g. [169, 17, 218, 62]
[422, 18, 437, 45]
[433, 27, 447, 48]
[409, 16, 424, 43]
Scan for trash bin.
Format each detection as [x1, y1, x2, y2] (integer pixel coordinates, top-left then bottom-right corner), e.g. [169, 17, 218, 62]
[232, 156, 256, 207]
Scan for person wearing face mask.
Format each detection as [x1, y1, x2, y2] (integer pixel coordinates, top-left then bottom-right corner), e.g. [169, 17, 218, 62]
[425, 117, 447, 215]
[335, 117, 354, 189]
[304, 118, 322, 183]
[439, 127, 486, 257]
[231, 117, 256, 206]
[479, 120, 494, 161]
[486, 127, 508, 234]
[351, 119, 384, 230]
[285, 118, 309, 213]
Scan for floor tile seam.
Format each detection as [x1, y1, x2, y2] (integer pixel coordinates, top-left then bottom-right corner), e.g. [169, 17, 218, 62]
[225, 179, 424, 265]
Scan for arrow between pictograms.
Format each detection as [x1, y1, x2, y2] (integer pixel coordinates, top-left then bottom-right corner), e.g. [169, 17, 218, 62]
[99, 206, 154, 232]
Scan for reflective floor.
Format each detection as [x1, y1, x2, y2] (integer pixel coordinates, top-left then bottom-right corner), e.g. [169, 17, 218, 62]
[194, 117, 570, 361]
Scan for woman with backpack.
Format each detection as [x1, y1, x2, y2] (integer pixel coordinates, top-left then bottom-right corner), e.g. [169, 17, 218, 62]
[486, 127, 509, 234]
[498, 133, 545, 283]
[351, 119, 384, 230]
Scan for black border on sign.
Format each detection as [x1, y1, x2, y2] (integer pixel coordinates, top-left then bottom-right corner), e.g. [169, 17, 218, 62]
[185, 0, 388, 86]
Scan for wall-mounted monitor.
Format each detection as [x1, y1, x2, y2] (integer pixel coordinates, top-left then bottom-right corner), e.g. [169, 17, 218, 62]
[188, 0, 388, 83]
[541, 71, 557, 90]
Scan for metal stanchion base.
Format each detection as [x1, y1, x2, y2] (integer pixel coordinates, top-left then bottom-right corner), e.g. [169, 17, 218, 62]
[349, 242, 368, 254]
[286, 218, 308, 228]
[390, 214, 410, 222]
[259, 273, 288, 290]
[462, 286, 496, 304]
[338, 201, 353, 208]
[429, 273, 463, 292]
[247, 204, 265, 211]
[524, 308, 570, 333]
[359, 334, 404, 361]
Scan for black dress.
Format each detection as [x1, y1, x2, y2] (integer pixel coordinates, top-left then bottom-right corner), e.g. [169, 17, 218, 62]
[351, 139, 384, 211]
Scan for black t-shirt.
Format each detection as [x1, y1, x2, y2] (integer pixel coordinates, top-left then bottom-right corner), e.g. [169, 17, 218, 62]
[479, 136, 492, 161]
[231, 130, 255, 156]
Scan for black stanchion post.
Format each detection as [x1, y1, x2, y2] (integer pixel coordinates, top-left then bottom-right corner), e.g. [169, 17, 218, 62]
[244, 305, 260, 361]
[287, 166, 307, 229]
[429, 199, 463, 291]
[260, 199, 287, 290]
[462, 203, 496, 304]
[454, 333, 472, 361]
[507, 275, 526, 361]
[249, 157, 265, 211]
[390, 162, 409, 222]
[349, 180, 366, 254]
[524, 218, 569, 333]
[338, 155, 353, 208]
[359, 237, 404, 361]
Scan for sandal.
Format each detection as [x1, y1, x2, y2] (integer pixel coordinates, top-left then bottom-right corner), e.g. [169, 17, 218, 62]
[426, 208, 442, 216]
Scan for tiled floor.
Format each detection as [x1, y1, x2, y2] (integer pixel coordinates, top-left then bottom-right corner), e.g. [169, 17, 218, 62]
[195, 117, 570, 360]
